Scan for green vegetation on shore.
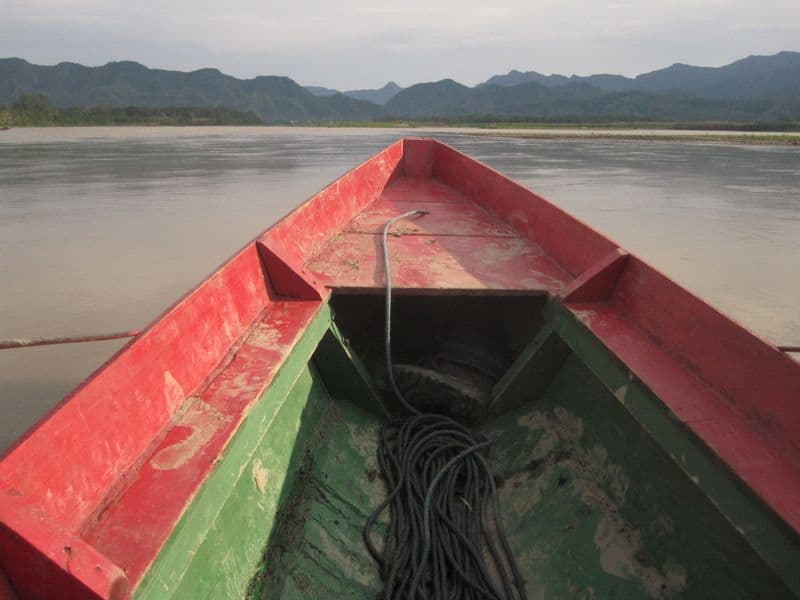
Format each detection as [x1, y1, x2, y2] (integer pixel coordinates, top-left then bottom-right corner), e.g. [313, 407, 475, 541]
[450, 129, 800, 145]
[308, 122, 800, 144]
[2, 93, 798, 145]
[0, 93, 263, 127]
[318, 118, 800, 131]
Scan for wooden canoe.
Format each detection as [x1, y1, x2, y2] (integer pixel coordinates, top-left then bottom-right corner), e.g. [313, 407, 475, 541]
[0, 138, 798, 599]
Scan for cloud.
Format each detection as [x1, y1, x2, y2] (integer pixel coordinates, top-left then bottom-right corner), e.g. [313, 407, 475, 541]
[1, 0, 798, 88]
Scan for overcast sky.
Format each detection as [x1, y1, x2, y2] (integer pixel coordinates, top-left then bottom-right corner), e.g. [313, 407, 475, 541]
[2, 0, 798, 89]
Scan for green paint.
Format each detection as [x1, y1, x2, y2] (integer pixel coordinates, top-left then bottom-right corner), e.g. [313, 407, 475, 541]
[134, 304, 332, 599]
[490, 323, 571, 416]
[485, 354, 793, 598]
[170, 365, 329, 598]
[253, 400, 386, 598]
[545, 300, 800, 596]
[135, 294, 799, 599]
[250, 297, 796, 598]
[312, 319, 383, 416]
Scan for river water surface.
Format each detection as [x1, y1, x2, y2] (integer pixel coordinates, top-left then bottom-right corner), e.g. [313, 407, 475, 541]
[1, 127, 798, 451]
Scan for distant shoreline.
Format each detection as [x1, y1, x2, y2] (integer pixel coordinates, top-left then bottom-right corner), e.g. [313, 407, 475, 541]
[2, 124, 799, 145]
[301, 120, 800, 144]
[408, 126, 800, 145]
[4, 93, 798, 145]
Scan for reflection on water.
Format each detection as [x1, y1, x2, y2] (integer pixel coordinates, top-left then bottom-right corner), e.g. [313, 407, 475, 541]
[1, 127, 798, 451]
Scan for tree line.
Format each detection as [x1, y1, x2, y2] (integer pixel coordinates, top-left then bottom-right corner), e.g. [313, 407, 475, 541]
[0, 93, 264, 127]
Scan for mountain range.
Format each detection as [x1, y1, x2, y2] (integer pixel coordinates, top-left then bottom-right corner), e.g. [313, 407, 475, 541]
[1, 52, 799, 123]
[306, 82, 402, 106]
[0, 58, 382, 122]
[478, 51, 800, 98]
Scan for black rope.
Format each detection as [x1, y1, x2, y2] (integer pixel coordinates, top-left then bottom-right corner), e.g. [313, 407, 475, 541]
[364, 213, 527, 600]
[382, 210, 428, 416]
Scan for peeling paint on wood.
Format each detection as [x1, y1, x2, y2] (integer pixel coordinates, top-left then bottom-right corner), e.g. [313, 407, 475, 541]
[151, 399, 232, 471]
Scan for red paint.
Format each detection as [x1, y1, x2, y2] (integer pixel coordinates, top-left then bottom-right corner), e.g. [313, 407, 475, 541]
[84, 301, 322, 583]
[601, 256, 800, 528]
[308, 232, 569, 292]
[610, 257, 800, 454]
[256, 242, 323, 300]
[0, 244, 270, 530]
[561, 252, 800, 531]
[306, 170, 570, 293]
[345, 197, 516, 237]
[402, 138, 434, 177]
[560, 249, 629, 303]
[430, 140, 618, 276]
[0, 489, 127, 599]
[1, 138, 798, 597]
[382, 176, 464, 204]
[0, 567, 17, 600]
[257, 140, 404, 270]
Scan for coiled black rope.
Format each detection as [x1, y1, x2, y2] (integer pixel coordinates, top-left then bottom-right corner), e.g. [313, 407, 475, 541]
[363, 212, 527, 600]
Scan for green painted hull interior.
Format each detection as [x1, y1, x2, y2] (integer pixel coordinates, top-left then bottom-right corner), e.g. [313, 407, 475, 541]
[139, 294, 800, 599]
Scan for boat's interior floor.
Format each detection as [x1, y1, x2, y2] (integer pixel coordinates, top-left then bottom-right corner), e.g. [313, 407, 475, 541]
[305, 176, 571, 293]
[249, 353, 792, 599]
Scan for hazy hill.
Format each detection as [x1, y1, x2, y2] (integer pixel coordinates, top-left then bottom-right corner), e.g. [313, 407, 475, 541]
[385, 78, 800, 121]
[305, 81, 403, 105]
[385, 80, 594, 119]
[0, 58, 382, 122]
[344, 82, 403, 105]
[479, 69, 569, 88]
[384, 79, 492, 118]
[480, 52, 800, 98]
[305, 85, 338, 97]
[2, 52, 799, 124]
[634, 51, 800, 98]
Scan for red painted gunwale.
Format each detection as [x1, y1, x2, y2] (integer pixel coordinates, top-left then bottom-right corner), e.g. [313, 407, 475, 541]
[0, 138, 798, 598]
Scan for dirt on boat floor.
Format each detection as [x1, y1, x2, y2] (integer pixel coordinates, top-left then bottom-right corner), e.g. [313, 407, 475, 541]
[249, 355, 794, 599]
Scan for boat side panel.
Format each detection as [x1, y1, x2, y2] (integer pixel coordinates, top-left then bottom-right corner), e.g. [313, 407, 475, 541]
[580, 255, 800, 536]
[486, 352, 796, 599]
[429, 139, 618, 277]
[490, 323, 572, 415]
[0, 140, 398, 597]
[311, 323, 382, 416]
[0, 567, 17, 600]
[84, 301, 322, 585]
[547, 300, 800, 595]
[258, 140, 404, 272]
[611, 256, 800, 460]
[0, 491, 127, 599]
[402, 138, 434, 177]
[133, 305, 332, 599]
[0, 245, 270, 529]
[249, 399, 386, 599]
[560, 249, 630, 303]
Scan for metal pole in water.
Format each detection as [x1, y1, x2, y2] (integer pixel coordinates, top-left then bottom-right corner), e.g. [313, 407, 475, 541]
[0, 331, 140, 350]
